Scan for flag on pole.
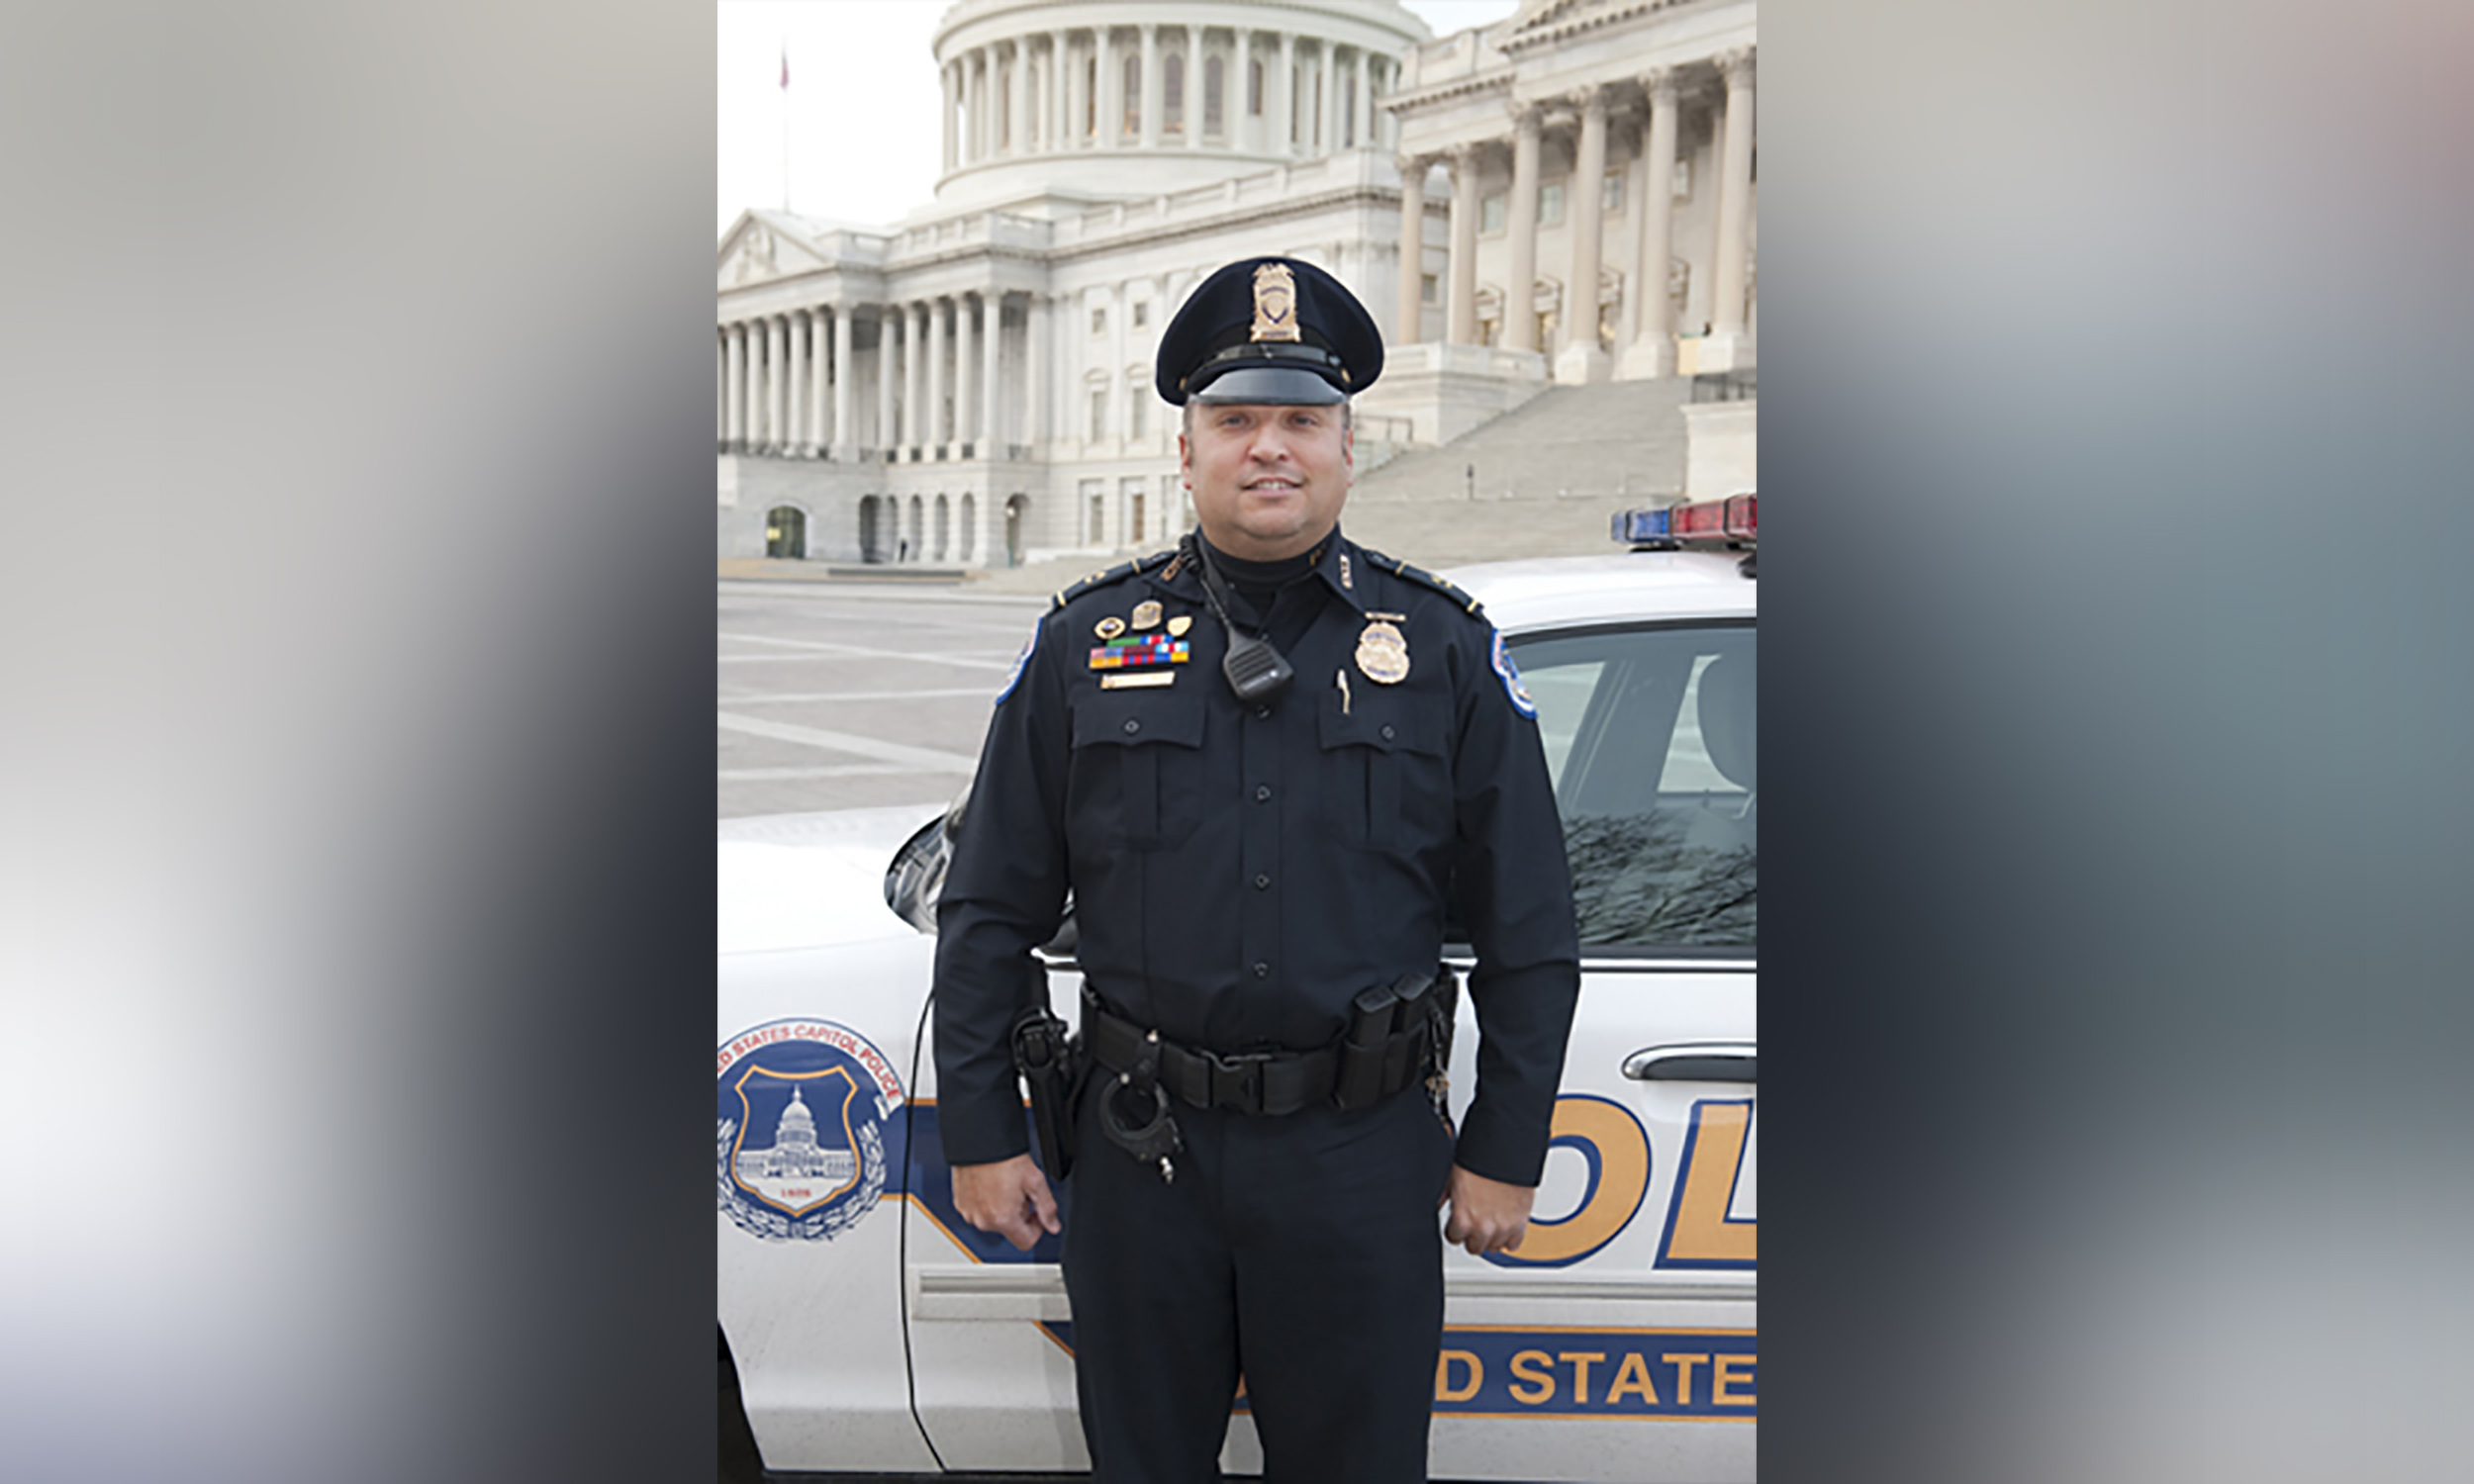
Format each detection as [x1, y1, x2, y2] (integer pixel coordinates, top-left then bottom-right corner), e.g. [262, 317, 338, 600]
[780, 47, 789, 90]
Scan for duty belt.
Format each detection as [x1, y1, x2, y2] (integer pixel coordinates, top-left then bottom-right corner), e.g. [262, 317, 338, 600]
[1082, 974, 1440, 1117]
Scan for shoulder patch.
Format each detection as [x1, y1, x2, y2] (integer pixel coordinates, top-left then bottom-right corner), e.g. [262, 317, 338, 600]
[1049, 548, 1178, 610]
[1354, 544, 1485, 618]
[994, 616, 1040, 705]
[1490, 628, 1538, 719]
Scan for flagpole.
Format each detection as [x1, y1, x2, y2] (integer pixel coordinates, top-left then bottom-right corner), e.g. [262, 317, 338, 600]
[779, 40, 790, 212]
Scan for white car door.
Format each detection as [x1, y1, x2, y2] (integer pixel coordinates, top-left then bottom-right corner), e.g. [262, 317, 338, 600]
[1424, 618, 1759, 1484]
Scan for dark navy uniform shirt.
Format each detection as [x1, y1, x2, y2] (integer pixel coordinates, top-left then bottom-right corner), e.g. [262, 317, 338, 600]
[933, 531, 1580, 1186]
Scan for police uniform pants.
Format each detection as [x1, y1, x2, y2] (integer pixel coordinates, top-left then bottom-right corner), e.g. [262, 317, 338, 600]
[1062, 1080, 1456, 1484]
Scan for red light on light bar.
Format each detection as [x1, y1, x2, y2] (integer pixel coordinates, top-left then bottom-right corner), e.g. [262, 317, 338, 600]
[1671, 500, 1728, 537]
[1662, 495, 1756, 544]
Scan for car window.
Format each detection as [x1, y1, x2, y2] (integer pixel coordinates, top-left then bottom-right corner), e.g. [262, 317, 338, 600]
[1510, 622, 1755, 952]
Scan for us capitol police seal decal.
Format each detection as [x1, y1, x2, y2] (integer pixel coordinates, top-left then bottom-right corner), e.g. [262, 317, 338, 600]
[715, 1018, 905, 1242]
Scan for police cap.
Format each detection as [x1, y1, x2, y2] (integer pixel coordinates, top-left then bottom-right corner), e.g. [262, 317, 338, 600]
[1155, 255, 1384, 408]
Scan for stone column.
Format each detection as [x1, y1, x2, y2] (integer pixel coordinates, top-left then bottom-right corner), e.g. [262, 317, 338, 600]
[1447, 143, 1479, 344]
[1139, 25, 1160, 148]
[754, 316, 777, 446]
[1354, 48, 1371, 150]
[926, 298, 949, 452]
[1395, 157, 1427, 345]
[1704, 48, 1757, 368]
[1277, 33, 1296, 155]
[905, 302, 928, 451]
[1621, 69, 1680, 378]
[956, 293, 977, 454]
[715, 330, 727, 440]
[1557, 88, 1612, 383]
[1052, 30, 1072, 150]
[725, 324, 746, 446]
[1025, 292, 1049, 450]
[983, 290, 1005, 448]
[1504, 102, 1543, 352]
[809, 310, 829, 449]
[1185, 24, 1202, 140]
[1232, 30, 1253, 151]
[874, 309, 896, 453]
[786, 312, 808, 448]
[1098, 29, 1121, 144]
[833, 306, 856, 456]
[1318, 44, 1338, 156]
[1008, 39, 1029, 154]
[940, 62, 956, 171]
[960, 53, 979, 164]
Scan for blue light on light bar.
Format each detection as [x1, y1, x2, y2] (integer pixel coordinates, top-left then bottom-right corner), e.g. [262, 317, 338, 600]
[1611, 509, 1671, 543]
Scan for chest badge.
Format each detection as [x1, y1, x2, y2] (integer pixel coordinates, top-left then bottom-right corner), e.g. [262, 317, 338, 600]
[1166, 613, 1193, 638]
[1355, 619, 1410, 685]
[1094, 615, 1126, 640]
[1130, 600, 1163, 630]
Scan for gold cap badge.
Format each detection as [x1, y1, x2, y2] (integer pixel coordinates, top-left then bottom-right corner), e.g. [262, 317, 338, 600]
[1250, 261, 1301, 343]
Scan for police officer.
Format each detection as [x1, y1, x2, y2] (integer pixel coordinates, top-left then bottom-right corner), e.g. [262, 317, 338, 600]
[934, 256, 1579, 1483]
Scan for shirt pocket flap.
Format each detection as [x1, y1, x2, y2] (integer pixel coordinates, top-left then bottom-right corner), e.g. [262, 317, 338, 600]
[1317, 691, 1449, 757]
[1071, 690, 1208, 750]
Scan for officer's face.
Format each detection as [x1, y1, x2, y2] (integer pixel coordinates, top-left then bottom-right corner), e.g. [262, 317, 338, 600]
[1179, 402, 1354, 562]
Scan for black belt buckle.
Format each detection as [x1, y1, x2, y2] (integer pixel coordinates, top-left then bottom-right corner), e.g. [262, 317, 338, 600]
[1199, 1046, 1276, 1114]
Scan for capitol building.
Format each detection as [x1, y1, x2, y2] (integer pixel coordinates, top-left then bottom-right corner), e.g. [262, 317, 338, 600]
[715, 0, 1757, 569]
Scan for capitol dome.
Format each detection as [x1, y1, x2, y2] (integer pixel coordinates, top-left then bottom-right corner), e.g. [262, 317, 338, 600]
[929, 0, 1431, 211]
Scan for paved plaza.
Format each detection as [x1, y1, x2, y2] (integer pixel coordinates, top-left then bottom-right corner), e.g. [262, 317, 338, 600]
[717, 580, 1047, 820]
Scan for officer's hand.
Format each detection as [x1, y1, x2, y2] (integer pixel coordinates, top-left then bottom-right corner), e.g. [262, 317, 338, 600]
[952, 1155, 1062, 1252]
[1443, 1164, 1535, 1256]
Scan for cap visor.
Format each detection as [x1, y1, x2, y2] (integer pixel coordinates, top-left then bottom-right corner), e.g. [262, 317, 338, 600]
[1189, 365, 1346, 406]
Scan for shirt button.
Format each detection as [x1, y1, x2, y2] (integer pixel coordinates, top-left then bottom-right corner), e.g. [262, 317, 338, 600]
[1123, 718, 1140, 735]
[1380, 724, 1395, 740]
[1254, 785, 1272, 802]
[1253, 874, 1271, 889]
[1252, 962, 1270, 978]
[1254, 706, 1272, 721]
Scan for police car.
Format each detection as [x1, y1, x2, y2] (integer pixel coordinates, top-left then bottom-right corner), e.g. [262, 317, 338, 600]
[717, 497, 1757, 1482]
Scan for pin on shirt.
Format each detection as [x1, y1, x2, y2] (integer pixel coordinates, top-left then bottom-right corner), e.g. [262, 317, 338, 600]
[1336, 669, 1352, 715]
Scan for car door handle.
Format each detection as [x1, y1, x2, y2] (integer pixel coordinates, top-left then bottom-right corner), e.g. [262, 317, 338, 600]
[1623, 1044, 1757, 1083]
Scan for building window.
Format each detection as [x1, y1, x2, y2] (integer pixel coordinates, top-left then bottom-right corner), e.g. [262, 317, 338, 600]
[1539, 181, 1565, 229]
[1086, 57, 1097, 138]
[1205, 55, 1224, 135]
[1123, 55, 1140, 135]
[1129, 385, 1148, 439]
[1090, 387, 1107, 441]
[1091, 306, 1106, 335]
[1089, 491, 1105, 544]
[1421, 273, 1439, 306]
[1249, 59, 1263, 116]
[1343, 75, 1357, 147]
[1480, 193, 1506, 235]
[1603, 169, 1625, 214]
[1165, 53, 1184, 134]
[1132, 300, 1150, 329]
[1130, 488, 1147, 544]
[999, 72, 1011, 148]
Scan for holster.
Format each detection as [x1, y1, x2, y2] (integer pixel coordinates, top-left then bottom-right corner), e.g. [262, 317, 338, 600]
[1010, 1002, 1085, 1180]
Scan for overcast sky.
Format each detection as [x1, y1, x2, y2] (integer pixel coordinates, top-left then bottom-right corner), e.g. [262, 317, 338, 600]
[716, 1, 1520, 238]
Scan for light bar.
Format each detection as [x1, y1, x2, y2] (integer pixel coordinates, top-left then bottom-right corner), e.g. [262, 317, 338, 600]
[1611, 494, 1757, 548]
